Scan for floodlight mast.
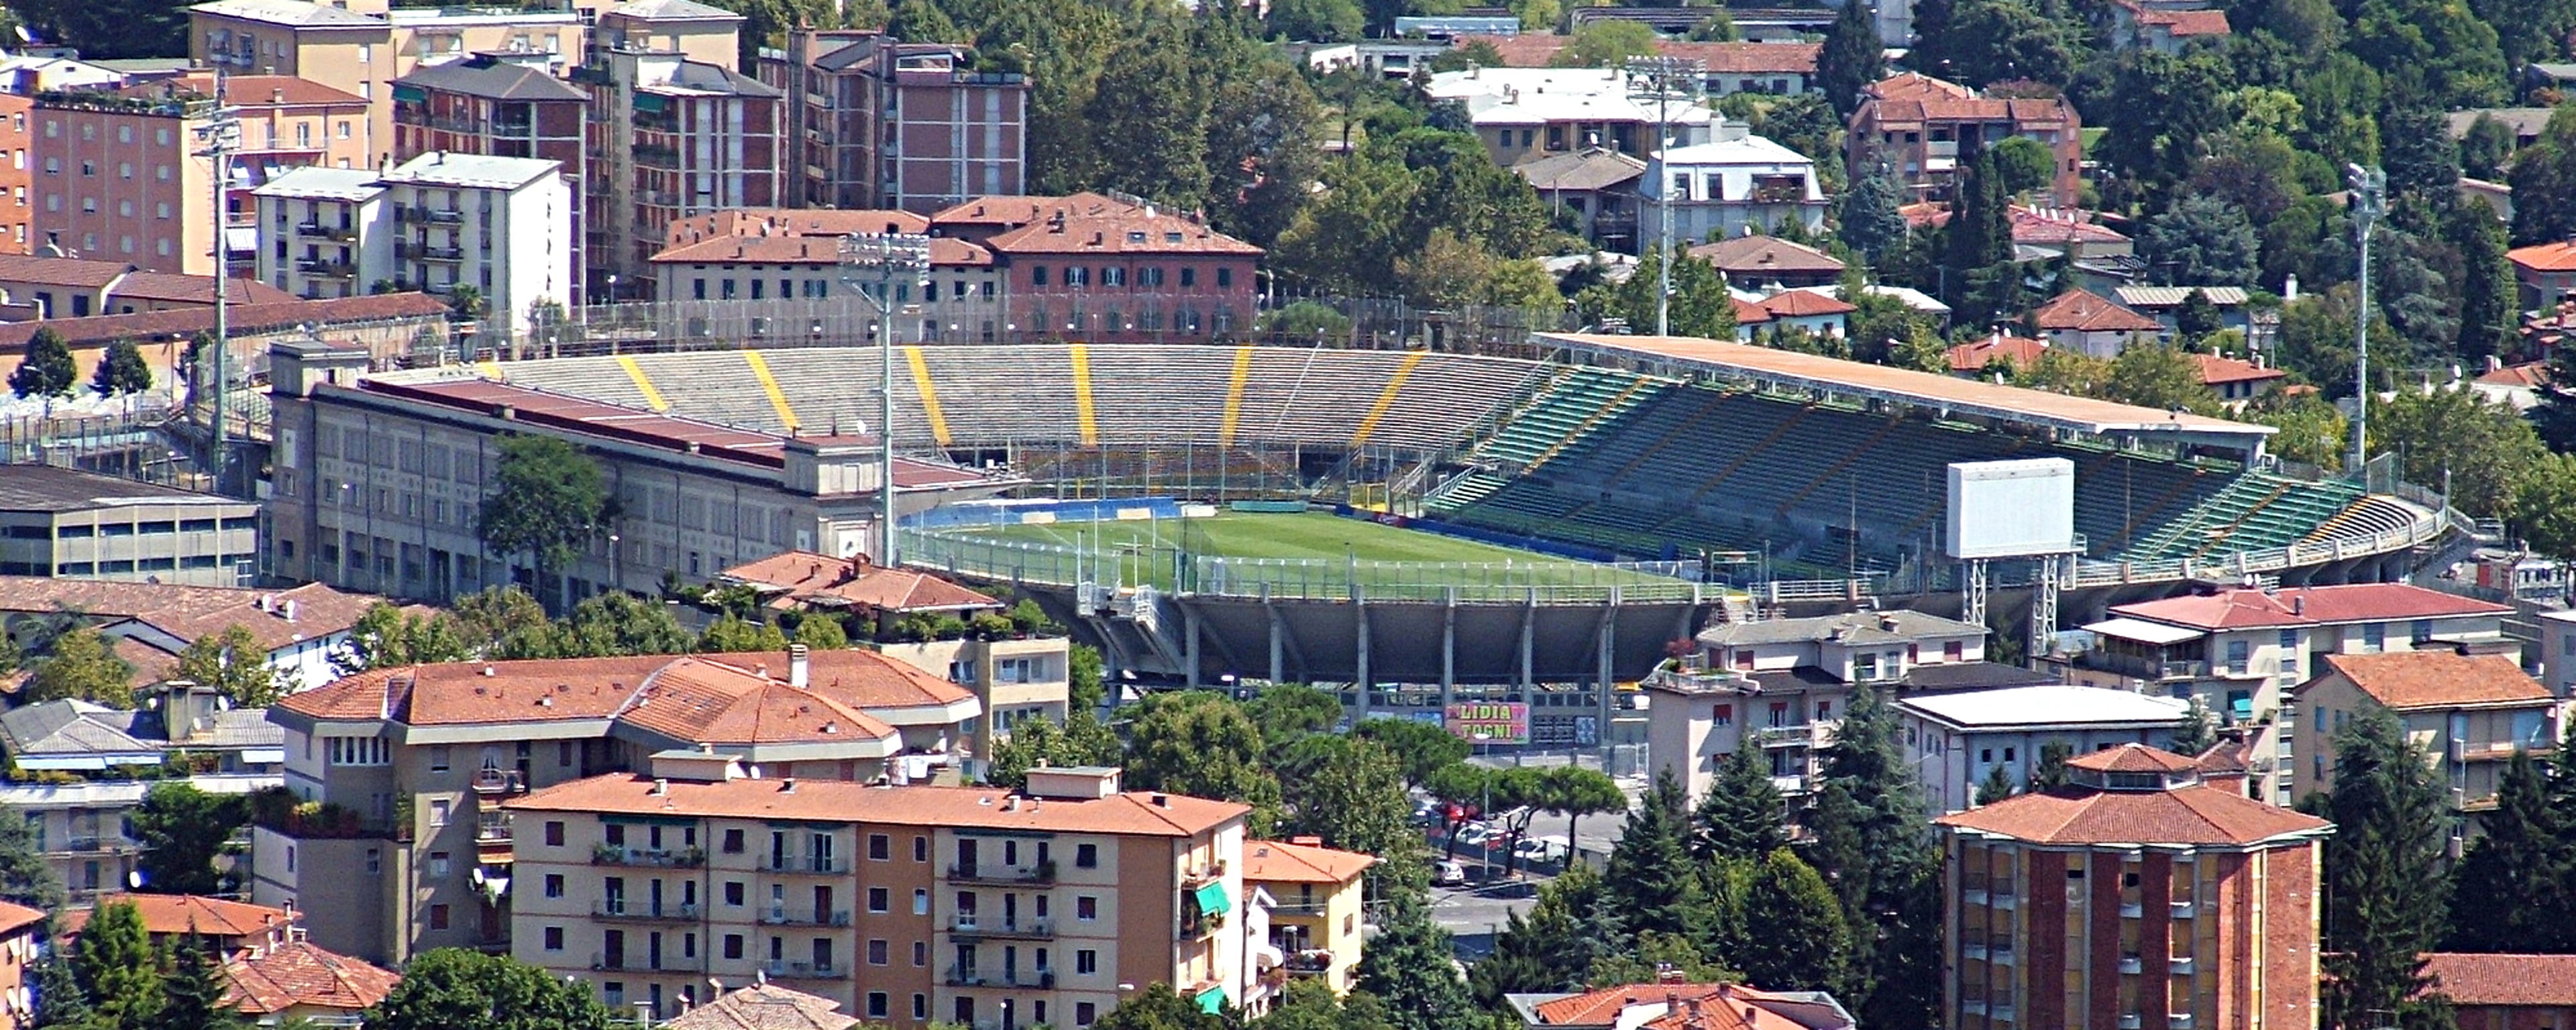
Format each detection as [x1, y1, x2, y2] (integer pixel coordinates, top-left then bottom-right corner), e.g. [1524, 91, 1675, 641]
[838, 233, 935, 568]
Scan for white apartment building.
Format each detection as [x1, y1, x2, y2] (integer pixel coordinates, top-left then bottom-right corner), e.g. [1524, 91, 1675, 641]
[2070, 583, 2515, 803]
[1894, 684, 2190, 815]
[253, 166, 392, 299]
[251, 152, 568, 329]
[1643, 121, 1827, 241]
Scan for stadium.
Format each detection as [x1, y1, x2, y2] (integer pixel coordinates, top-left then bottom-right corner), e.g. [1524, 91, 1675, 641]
[365, 335, 2464, 735]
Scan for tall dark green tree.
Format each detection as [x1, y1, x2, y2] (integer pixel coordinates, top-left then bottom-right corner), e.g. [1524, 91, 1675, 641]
[1356, 895, 1479, 1030]
[1121, 691, 1284, 835]
[360, 948, 615, 1030]
[1974, 762, 2017, 805]
[1691, 745, 1788, 862]
[162, 933, 249, 1030]
[1815, 0, 1883, 117]
[9, 329, 76, 414]
[475, 433, 608, 608]
[1083, 19, 1212, 213]
[28, 948, 89, 1030]
[90, 338, 151, 400]
[0, 803, 64, 914]
[2169, 697, 2217, 758]
[2319, 709, 2453, 1030]
[131, 783, 250, 896]
[2445, 750, 2563, 952]
[1468, 866, 1626, 1007]
[1839, 164, 1909, 263]
[1735, 849, 1851, 992]
[1803, 687, 1940, 1029]
[70, 900, 162, 1030]
[1941, 149, 2017, 327]
[2447, 194, 2518, 363]
[1604, 768, 1703, 939]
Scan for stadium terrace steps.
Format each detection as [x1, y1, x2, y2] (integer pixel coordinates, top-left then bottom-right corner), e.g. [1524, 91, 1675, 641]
[2302, 494, 2419, 542]
[2121, 473, 2369, 561]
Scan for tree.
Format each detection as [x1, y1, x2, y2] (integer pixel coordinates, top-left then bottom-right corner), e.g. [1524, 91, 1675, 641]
[1470, 866, 1625, 1007]
[1904, 0, 2075, 88]
[697, 613, 789, 653]
[475, 434, 608, 603]
[2320, 709, 2453, 1030]
[2374, 384, 2544, 519]
[1988, 136, 2057, 196]
[791, 614, 847, 649]
[1551, 21, 1660, 68]
[2095, 49, 2235, 207]
[1260, 979, 1397, 1030]
[2460, 113, 2515, 181]
[1603, 768, 1701, 939]
[554, 592, 694, 657]
[1268, 0, 1363, 41]
[2448, 194, 2518, 362]
[90, 338, 151, 400]
[2244, 390, 2349, 471]
[162, 933, 249, 1030]
[1802, 687, 1940, 1029]
[1736, 849, 1851, 992]
[2140, 195, 2261, 286]
[1356, 895, 1479, 1030]
[9, 329, 76, 414]
[2169, 697, 2217, 758]
[2029, 740, 2075, 791]
[2102, 343, 2225, 415]
[886, 0, 964, 43]
[2445, 750, 2563, 952]
[1974, 762, 2017, 805]
[1245, 684, 1346, 759]
[1542, 764, 1628, 861]
[1068, 642, 1106, 712]
[985, 710, 1122, 791]
[2174, 289, 2224, 345]
[2512, 453, 2576, 559]
[1204, 57, 1326, 251]
[71, 900, 162, 1030]
[1691, 744, 1787, 862]
[1095, 983, 1226, 1030]
[335, 603, 474, 673]
[1837, 164, 1909, 262]
[169, 624, 289, 708]
[1121, 691, 1283, 835]
[1283, 736, 1421, 880]
[28, 948, 90, 1030]
[360, 948, 615, 1030]
[1587, 246, 1737, 339]
[25, 626, 137, 707]
[6, 0, 186, 58]
[131, 783, 250, 897]
[1350, 718, 1470, 788]
[450, 585, 557, 660]
[0, 808, 62, 915]
[1085, 21, 1211, 213]
[1815, 0, 1883, 117]
[2381, 105, 2463, 201]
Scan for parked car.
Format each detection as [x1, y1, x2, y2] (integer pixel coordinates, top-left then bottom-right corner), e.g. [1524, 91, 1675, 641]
[1435, 860, 1468, 887]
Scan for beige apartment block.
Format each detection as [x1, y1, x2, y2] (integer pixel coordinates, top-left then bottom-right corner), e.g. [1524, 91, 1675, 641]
[2290, 649, 2558, 821]
[504, 764, 1253, 1025]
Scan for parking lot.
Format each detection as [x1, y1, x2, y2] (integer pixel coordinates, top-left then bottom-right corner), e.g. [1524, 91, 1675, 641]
[1415, 766, 1646, 956]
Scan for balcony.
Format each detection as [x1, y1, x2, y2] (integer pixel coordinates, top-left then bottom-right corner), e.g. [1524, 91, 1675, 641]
[474, 819, 511, 844]
[1180, 858, 1228, 886]
[635, 144, 680, 168]
[760, 908, 853, 927]
[1754, 724, 1820, 748]
[1179, 912, 1226, 940]
[947, 917, 1054, 941]
[398, 242, 464, 262]
[471, 768, 527, 795]
[400, 206, 465, 225]
[295, 223, 358, 242]
[948, 861, 1057, 885]
[765, 855, 848, 875]
[763, 960, 839, 980]
[1268, 901, 1330, 917]
[944, 965, 1055, 988]
[293, 258, 356, 278]
[593, 900, 700, 921]
[593, 844, 706, 868]
[1283, 950, 1332, 975]
[2119, 901, 2144, 918]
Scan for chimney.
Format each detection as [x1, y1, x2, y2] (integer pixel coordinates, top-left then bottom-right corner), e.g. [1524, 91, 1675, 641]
[788, 644, 810, 687]
[271, 87, 284, 103]
[782, 777, 798, 794]
[1150, 793, 1169, 807]
[2292, 595, 2305, 616]
[282, 599, 298, 622]
[651, 778, 669, 795]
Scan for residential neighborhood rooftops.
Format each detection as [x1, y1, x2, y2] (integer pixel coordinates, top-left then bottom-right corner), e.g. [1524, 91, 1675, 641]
[506, 773, 1250, 837]
[1514, 982, 1855, 1030]
[60, 893, 295, 940]
[2510, 240, 2576, 273]
[2306, 651, 2554, 709]
[394, 57, 590, 102]
[663, 208, 933, 247]
[1936, 745, 2332, 847]
[1752, 289, 1856, 318]
[222, 940, 403, 1017]
[719, 551, 1002, 613]
[0, 901, 41, 939]
[1945, 333, 2049, 372]
[1688, 234, 1844, 276]
[2032, 288, 2163, 333]
[2194, 354, 2286, 386]
[1509, 148, 1647, 192]
[2106, 583, 2511, 630]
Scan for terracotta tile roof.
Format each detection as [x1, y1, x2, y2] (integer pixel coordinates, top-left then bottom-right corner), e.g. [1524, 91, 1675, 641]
[142, 581, 402, 656]
[0, 577, 396, 656]
[1534, 983, 1736, 1025]
[2009, 207, 2129, 245]
[1530, 983, 1847, 1030]
[2032, 288, 2163, 333]
[1655, 42, 1820, 75]
[1731, 296, 1773, 325]
[2510, 241, 2576, 273]
[2109, 584, 2511, 630]
[109, 272, 297, 306]
[1641, 991, 1843, 1030]
[987, 206, 1262, 257]
[1243, 838, 1377, 884]
[928, 192, 1139, 230]
[2479, 361, 2548, 388]
[663, 984, 855, 1030]
[720, 551, 1000, 613]
[1864, 72, 1978, 103]
[650, 234, 991, 267]
[2139, 7, 2229, 34]
[0, 900, 44, 937]
[219, 74, 369, 107]
[279, 648, 972, 730]
[2308, 651, 2553, 709]
[1935, 778, 2330, 846]
[1688, 235, 1844, 276]
[615, 657, 899, 747]
[1753, 290, 1856, 318]
[506, 773, 1249, 837]
[1460, 33, 1567, 66]
[0, 293, 450, 349]
[2066, 742, 2200, 775]
[2195, 354, 2286, 386]
[61, 893, 294, 939]
[221, 941, 401, 1015]
[2423, 953, 2576, 1007]
[1945, 334, 2049, 371]
[0, 253, 135, 288]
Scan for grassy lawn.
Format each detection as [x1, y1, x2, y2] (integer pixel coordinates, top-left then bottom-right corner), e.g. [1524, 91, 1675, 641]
[949, 512, 1678, 591]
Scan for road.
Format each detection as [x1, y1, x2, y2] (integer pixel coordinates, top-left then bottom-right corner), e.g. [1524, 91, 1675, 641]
[1423, 758, 1649, 958]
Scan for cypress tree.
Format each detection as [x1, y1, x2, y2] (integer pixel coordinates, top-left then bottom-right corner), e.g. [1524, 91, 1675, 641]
[2447, 750, 2567, 952]
[1974, 762, 2017, 805]
[70, 901, 162, 1030]
[1692, 744, 1788, 862]
[1802, 687, 1940, 1029]
[1815, 0, 1883, 118]
[161, 933, 247, 1030]
[2168, 698, 2217, 759]
[27, 948, 90, 1030]
[2320, 709, 2453, 1030]
[1606, 768, 1703, 939]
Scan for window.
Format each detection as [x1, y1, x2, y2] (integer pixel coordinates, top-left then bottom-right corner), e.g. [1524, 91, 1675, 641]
[869, 939, 890, 965]
[2411, 620, 2433, 642]
[913, 941, 928, 966]
[2364, 623, 2386, 650]
[606, 824, 626, 846]
[366, 848, 381, 874]
[1032, 266, 1048, 286]
[1216, 268, 1234, 288]
[543, 926, 564, 951]
[913, 889, 928, 915]
[917, 995, 931, 1020]
[870, 834, 890, 860]
[914, 836, 928, 862]
[1712, 704, 1733, 727]
[1076, 843, 1098, 868]
[1076, 896, 1097, 920]
[1079, 1003, 1097, 1026]
[725, 882, 745, 906]
[2225, 640, 2249, 675]
[428, 905, 449, 930]
[545, 874, 564, 898]
[545, 821, 565, 846]
[431, 746, 451, 772]
[867, 887, 889, 913]
[723, 828, 745, 853]
[724, 934, 744, 960]
[1179, 267, 1195, 287]
[1077, 949, 1097, 974]
[869, 993, 890, 1019]
[429, 800, 450, 827]
[2280, 630, 2300, 673]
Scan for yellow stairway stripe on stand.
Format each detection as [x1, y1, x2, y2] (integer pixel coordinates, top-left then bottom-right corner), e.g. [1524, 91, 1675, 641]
[1350, 351, 1430, 447]
[616, 355, 670, 412]
[903, 347, 953, 447]
[1218, 346, 1252, 447]
[742, 351, 800, 433]
[1069, 344, 1097, 446]
[476, 361, 503, 380]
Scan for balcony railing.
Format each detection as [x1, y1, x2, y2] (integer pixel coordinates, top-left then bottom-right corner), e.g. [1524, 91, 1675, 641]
[593, 900, 700, 921]
[471, 768, 527, 795]
[1179, 912, 1225, 939]
[294, 258, 356, 278]
[398, 243, 464, 262]
[1754, 724, 1818, 748]
[594, 844, 706, 868]
[761, 908, 853, 927]
[763, 960, 838, 979]
[295, 223, 358, 242]
[947, 917, 1053, 940]
[474, 819, 511, 844]
[1180, 858, 1228, 886]
[765, 855, 848, 874]
[1268, 901, 1330, 917]
[944, 964, 1055, 988]
[948, 861, 1057, 885]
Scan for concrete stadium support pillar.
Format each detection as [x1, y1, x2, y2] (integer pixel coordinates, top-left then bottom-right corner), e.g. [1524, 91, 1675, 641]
[1184, 606, 1203, 689]
[1440, 588, 1458, 716]
[1520, 588, 1538, 690]
[1263, 584, 1285, 685]
[1354, 587, 1372, 722]
[1597, 587, 1620, 761]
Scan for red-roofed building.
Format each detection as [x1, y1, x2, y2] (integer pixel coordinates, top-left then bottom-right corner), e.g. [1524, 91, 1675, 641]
[2194, 353, 2286, 406]
[1945, 332, 2051, 376]
[1748, 288, 1855, 338]
[0, 900, 40, 1030]
[763, 30, 1030, 217]
[2108, 0, 2230, 51]
[953, 193, 1264, 343]
[2291, 650, 2557, 811]
[2030, 288, 2164, 357]
[1246, 837, 1376, 994]
[2510, 240, 2576, 311]
[645, 213, 1004, 342]
[2075, 584, 2514, 802]
[2474, 358, 2548, 410]
[1847, 74, 2083, 205]
[2422, 953, 2576, 1028]
[1935, 744, 2329, 1030]
[1507, 980, 1856, 1030]
[61, 893, 297, 955]
[221, 939, 402, 1024]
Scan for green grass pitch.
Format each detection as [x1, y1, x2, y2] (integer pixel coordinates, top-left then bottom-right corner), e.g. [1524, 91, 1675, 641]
[956, 511, 1671, 584]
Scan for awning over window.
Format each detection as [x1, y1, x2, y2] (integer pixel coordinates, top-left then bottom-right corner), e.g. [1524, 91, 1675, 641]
[1193, 881, 1230, 916]
[1195, 987, 1226, 1015]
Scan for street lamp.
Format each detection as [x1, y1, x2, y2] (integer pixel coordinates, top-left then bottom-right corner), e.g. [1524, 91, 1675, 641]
[837, 233, 934, 568]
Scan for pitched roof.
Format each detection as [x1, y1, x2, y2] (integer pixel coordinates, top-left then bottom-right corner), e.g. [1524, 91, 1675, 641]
[2422, 953, 2576, 1008]
[61, 893, 294, 939]
[1243, 838, 1377, 884]
[2108, 584, 2511, 630]
[2195, 354, 2286, 386]
[0, 464, 234, 512]
[2510, 241, 2576, 273]
[0, 577, 396, 657]
[986, 205, 1262, 257]
[928, 192, 1139, 229]
[2310, 651, 2553, 710]
[0, 700, 161, 762]
[1527, 983, 1851, 1030]
[277, 648, 974, 730]
[0, 293, 450, 349]
[1896, 686, 2186, 730]
[2065, 742, 2200, 775]
[1945, 334, 2049, 371]
[719, 551, 1001, 613]
[221, 941, 402, 1015]
[2031, 288, 2163, 333]
[0, 900, 42, 937]
[1935, 776, 2330, 847]
[109, 272, 297, 306]
[220, 75, 368, 107]
[1753, 289, 1855, 318]
[394, 58, 590, 102]
[1510, 148, 1648, 192]
[2479, 361, 2548, 388]
[649, 234, 989, 268]
[612, 657, 900, 748]
[662, 984, 855, 1030]
[2009, 207, 2128, 246]
[1857, 76, 2078, 128]
[608, 0, 745, 20]
[1654, 41, 1820, 75]
[1730, 296, 1774, 325]
[0, 253, 133, 288]
[506, 773, 1249, 837]
[1688, 235, 1844, 276]
[662, 208, 932, 247]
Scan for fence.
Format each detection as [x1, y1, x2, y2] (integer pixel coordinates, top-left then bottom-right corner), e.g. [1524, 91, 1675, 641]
[905, 496, 1190, 530]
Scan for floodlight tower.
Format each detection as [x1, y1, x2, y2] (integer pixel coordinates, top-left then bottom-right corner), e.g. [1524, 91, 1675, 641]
[2345, 164, 2385, 475]
[191, 80, 242, 492]
[1625, 56, 1706, 337]
[837, 233, 934, 567]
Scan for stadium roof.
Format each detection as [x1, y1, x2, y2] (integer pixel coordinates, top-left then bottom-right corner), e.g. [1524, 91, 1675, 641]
[1537, 333, 2275, 448]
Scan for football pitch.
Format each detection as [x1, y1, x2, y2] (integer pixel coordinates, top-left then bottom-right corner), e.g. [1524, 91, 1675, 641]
[951, 511, 1678, 589]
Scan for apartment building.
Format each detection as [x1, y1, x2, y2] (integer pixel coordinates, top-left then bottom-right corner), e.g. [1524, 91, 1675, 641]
[0, 464, 260, 583]
[647, 233, 1003, 341]
[1641, 119, 1827, 241]
[1242, 837, 1373, 995]
[1935, 744, 2331, 1030]
[503, 762, 1253, 1024]
[0, 902, 38, 1030]
[1, 770, 280, 901]
[2290, 650, 2557, 818]
[1847, 72, 2082, 205]
[391, 53, 588, 300]
[932, 193, 1263, 343]
[1423, 66, 1715, 166]
[2071, 583, 2515, 803]
[763, 30, 1029, 215]
[254, 645, 983, 964]
[60, 893, 300, 954]
[1895, 685, 2190, 815]
[252, 166, 390, 299]
[378, 151, 572, 335]
[0, 93, 28, 256]
[583, 1, 782, 286]
[1644, 608, 2008, 804]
